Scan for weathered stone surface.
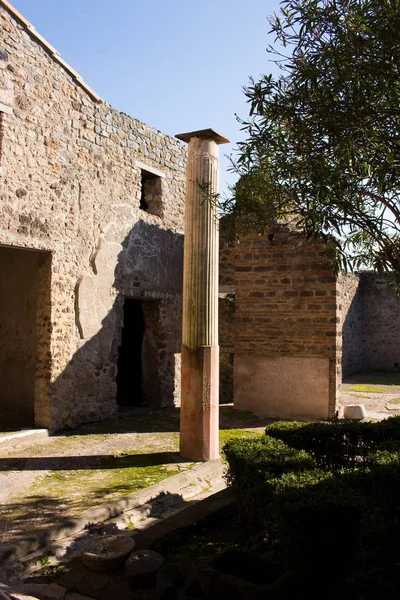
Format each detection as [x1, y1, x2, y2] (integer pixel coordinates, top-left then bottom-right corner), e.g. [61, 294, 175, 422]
[0, 581, 40, 600]
[235, 354, 331, 420]
[125, 550, 164, 589]
[57, 564, 132, 600]
[343, 404, 366, 420]
[179, 131, 228, 461]
[65, 594, 95, 600]
[14, 583, 66, 600]
[81, 535, 135, 573]
[0, 3, 187, 430]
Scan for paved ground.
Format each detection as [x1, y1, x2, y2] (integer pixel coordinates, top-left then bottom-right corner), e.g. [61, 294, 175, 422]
[341, 371, 400, 419]
[0, 407, 268, 543]
[0, 378, 397, 546]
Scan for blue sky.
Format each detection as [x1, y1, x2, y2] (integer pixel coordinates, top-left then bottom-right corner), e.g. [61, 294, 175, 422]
[10, 0, 282, 193]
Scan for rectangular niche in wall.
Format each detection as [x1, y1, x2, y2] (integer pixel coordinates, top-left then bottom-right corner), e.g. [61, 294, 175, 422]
[136, 160, 165, 217]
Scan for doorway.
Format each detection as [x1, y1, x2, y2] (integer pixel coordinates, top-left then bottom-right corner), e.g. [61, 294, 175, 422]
[0, 245, 51, 429]
[116, 298, 161, 408]
[117, 299, 145, 407]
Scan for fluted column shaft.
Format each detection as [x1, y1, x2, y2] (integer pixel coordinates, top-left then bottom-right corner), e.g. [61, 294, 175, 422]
[176, 129, 229, 462]
[182, 137, 219, 349]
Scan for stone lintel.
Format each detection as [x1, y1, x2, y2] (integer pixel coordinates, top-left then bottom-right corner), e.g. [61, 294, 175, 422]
[134, 160, 166, 178]
[176, 128, 230, 145]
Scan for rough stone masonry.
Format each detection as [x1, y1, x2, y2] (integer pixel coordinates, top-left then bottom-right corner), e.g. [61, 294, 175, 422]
[0, 0, 188, 430]
[2, 0, 400, 432]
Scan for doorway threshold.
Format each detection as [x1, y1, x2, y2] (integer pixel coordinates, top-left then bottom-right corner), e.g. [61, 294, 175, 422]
[0, 428, 48, 451]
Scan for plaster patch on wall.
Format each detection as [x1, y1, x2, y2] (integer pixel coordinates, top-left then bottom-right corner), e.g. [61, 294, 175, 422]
[77, 241, 122, 339]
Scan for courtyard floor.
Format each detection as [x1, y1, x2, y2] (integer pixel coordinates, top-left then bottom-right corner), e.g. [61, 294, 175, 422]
[0, 376, 398, 547]
[0, 407, 268, 544]
[341, 371, 400, 419]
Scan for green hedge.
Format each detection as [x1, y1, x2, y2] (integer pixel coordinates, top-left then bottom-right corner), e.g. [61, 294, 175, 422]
[223, 435, 364, 573]
[223, 424, 400, 576]
[223, 435, 315, 527]
[264, 416, 400, 471]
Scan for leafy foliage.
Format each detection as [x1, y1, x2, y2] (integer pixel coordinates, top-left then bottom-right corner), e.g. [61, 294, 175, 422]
[223, 419, 400, 592]
[224, 0, 400, 279]
[264, 416, 400, 471]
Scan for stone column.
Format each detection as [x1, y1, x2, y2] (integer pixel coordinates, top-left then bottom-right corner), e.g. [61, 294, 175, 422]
[176, 129, 230, 461]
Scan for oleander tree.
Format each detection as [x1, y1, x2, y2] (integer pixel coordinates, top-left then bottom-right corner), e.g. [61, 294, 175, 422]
[222, 0, 400, 279]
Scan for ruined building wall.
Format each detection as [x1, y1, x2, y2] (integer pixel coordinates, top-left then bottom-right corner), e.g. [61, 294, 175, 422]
[0, 4, 186, 430]
[234, 228, 339, 419]
[360, 273, 400, 372]
[218, 294, 235, 403]
[340, 273, 400, 375]
[339, 273, 363, 377]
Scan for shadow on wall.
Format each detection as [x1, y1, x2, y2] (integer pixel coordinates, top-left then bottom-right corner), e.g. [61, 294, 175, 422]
[341, 275, 364, 378]
[342, 272, 400, 378]
[40, 220, 184, 432]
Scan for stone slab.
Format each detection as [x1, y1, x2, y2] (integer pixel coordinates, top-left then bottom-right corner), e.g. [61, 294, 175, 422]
[0, 580, 39, 600]
[235, 354, 331, 420]
[0, 430, 48, 451]
[343, 404, 366, 420]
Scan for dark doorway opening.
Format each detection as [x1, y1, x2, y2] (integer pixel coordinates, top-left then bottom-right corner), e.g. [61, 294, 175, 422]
[117, 299, 145, 407]
[0, 245, 51, 430]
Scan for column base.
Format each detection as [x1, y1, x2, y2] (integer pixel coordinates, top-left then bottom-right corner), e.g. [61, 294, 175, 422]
[180, 344, 219, 461]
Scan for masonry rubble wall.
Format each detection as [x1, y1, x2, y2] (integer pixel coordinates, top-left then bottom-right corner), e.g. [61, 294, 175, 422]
[0, 3, 188, 430]
[339, 273, 363, 377]
[340, 272, 400, 375]
[233, 227, 340, 420]
[361, 273, 400, 371]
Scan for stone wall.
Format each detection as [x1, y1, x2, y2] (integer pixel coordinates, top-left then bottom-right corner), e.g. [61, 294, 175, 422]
[340, 273, 363, 376]
[339, 273, 400, 375]
[233, 227, 339, 419]
[361, 273, 400, 371]
[0, 246, 41, 427]
[0, 3, 187, 430]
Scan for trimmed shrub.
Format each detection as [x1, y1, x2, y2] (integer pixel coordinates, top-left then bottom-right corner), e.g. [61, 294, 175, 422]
[224, 435, 363, 571]
[223, 421, 400, 591]
[223, 435, 315, 527]
[265, 417, 400, 472]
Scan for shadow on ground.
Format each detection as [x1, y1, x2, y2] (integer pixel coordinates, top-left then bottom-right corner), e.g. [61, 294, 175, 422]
[0, 451, 183, 472]
[57, 406, 272, 437]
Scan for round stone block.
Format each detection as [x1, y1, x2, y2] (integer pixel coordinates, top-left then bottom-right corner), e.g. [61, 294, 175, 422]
[81, 534, 135, 572]
[125, 549, 164, 589]
[343, 404, 366, 420]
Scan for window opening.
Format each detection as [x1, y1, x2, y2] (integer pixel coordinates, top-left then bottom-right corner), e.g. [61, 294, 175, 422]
[140, 169, 163, 217]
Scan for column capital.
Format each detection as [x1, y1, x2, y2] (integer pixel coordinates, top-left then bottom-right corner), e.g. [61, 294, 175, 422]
[176, 128, 230, 145]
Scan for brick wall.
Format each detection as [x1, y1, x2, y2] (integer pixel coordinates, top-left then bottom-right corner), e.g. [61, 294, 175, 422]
[234, 227, 339, 419]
